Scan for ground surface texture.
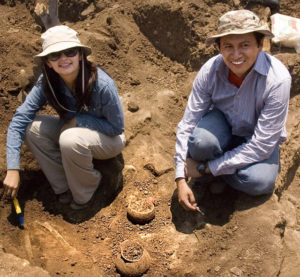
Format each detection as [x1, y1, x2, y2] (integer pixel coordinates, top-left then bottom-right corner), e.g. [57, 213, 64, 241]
[0, 0, 299, 276]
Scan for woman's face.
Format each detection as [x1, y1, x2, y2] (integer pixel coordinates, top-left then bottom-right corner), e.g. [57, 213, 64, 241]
[46, 48, 81, 81]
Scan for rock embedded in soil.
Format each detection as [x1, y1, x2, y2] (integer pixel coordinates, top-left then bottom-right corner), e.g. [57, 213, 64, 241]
[128, 101, 139, 112]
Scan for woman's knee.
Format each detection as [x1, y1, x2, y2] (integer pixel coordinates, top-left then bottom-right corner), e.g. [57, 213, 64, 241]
[25, 115, 61, 143]
[59, 129, 83, 155]
[25, 120, 40, 143]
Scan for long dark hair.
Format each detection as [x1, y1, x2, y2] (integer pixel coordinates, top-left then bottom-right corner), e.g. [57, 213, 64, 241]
[42, 49, 97, 118]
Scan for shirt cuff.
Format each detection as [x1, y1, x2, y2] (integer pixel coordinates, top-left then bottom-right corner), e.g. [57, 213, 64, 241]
[175, 164, 186, 180]
[208, 158, 236, 176]
[6, 154, 20, 170]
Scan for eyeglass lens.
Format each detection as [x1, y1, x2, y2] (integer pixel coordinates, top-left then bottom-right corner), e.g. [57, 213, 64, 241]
[48, 48, 79, 61]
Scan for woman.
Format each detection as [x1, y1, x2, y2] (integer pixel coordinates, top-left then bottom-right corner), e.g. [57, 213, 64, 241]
[3, 25, 126, 210]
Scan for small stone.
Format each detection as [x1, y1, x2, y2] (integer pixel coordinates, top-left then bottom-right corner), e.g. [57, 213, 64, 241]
[232, 0, 240, 7]
[230, 267, 243, 276]
[81, 3, 95, 16]
[205, 223, 212, 229]
[128, 102, 139, 112]
[214, 265, 221, 272]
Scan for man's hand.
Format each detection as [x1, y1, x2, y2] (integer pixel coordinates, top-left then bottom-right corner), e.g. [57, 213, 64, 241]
[3, 170, 20, 199]
[185, 158, 202, 178]
[60, 118, 77, 133]
[185, 158, 211, 178]
[176, 178, 198, 211]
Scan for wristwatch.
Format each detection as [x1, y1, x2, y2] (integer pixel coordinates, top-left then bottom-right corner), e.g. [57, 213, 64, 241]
[197, 162, 208, 175]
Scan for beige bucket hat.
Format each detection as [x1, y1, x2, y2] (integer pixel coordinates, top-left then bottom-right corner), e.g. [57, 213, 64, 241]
[206, 9, 274, 46]
[34, 25, 91, 61]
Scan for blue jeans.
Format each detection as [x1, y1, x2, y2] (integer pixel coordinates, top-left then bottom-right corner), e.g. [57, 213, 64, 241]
[187, 109, 279, 195]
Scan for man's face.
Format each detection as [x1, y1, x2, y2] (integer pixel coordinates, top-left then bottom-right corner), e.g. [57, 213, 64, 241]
[219, 33, 262, 79]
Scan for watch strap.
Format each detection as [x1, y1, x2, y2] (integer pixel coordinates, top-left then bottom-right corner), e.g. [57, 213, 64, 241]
[197, 162, 207, 174]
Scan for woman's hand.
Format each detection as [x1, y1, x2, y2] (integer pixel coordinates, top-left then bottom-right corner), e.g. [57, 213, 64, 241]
[3, 170, 20, 199]
[176, 178, 198, 211]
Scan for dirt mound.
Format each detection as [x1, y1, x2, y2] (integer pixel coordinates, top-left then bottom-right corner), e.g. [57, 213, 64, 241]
[0, 0, 299, 276]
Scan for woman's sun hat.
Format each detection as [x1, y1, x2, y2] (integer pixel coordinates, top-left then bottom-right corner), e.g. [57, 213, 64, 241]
[206, 9, 274, 46]
[34, 25, 91, 61]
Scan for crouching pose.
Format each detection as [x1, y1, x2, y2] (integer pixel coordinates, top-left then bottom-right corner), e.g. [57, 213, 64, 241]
[174, 10, 291, 211]
[4, 25, 125, 210]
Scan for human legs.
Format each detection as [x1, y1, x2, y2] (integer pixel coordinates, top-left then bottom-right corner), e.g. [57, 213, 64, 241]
[25, 115, 68, 194]
[188, 108, 232, 162]
[187, 109, 279, 195]
[222, 145, 279, 195]
[59, 128, 126, 204]
[25, 115, 126, 204]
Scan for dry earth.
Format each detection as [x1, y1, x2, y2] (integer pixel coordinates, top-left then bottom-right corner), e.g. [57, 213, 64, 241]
[0, 0, 299, 276]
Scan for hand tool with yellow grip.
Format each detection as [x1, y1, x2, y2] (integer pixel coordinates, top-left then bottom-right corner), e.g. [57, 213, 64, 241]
[13, 197, 24, 229]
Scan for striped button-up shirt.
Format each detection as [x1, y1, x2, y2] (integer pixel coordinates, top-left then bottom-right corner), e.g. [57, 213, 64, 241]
[175, 51, 291, 179]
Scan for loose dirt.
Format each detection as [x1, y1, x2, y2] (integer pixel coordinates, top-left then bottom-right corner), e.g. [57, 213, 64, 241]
[0, 0, 299, 276]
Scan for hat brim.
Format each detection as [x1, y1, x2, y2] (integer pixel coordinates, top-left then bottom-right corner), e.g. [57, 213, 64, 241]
[34, 42, 91, 62]
[205, 28, 274, 46]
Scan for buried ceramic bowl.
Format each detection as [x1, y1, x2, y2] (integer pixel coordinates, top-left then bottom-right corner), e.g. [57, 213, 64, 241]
[115, 239, 151, 276]
[127, 198, 155, 224]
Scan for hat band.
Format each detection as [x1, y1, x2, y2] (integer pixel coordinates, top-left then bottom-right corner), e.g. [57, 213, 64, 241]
[43, 40, 81, 51]
[218, 23, 260, 33]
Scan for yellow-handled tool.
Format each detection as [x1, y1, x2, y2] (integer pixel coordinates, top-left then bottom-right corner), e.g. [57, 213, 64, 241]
[13, 198, 24, 229]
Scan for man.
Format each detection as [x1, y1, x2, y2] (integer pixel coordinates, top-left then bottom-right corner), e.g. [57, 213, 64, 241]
[174, 10, 291, 211]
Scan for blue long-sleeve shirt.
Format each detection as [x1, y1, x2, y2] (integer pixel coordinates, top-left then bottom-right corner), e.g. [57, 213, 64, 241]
[175, 51, 291, 179]
[6, 67, 124, 170]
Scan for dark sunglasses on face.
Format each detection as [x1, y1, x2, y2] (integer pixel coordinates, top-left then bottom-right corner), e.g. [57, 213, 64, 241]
[47, 48, 79, 61]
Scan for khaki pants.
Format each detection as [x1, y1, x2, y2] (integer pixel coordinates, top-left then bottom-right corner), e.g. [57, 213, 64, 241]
[25, 115, 126, 204]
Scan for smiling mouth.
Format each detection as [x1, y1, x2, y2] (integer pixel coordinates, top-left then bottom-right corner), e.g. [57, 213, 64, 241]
[231, 60, 244, 65]
[60, 63, 72, 67]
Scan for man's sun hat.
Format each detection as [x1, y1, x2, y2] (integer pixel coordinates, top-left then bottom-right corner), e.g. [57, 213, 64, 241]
[206, 9, 274, 46]
[34, 25, 91, 60]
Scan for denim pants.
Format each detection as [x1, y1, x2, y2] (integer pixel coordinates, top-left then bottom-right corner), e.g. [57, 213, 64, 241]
[187, 109, 279, 195]
[25, 115, 126, 204]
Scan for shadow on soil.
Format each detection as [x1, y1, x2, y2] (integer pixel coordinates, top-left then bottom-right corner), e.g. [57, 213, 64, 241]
[170, 179, 272, 234]
[5, 154, 125, 225]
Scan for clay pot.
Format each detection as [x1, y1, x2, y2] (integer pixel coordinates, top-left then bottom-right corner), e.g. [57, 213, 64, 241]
[115, 240, 151, 276]
[127, 198, 155, 224]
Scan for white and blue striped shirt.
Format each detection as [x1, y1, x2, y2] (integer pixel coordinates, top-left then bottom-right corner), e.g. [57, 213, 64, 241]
[175, 51, 291, 179]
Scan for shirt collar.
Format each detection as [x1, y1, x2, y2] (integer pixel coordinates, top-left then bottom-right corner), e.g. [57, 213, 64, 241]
[252, 51, 270, 76]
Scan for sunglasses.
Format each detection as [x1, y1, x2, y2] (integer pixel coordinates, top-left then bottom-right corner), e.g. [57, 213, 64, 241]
[47, 48, 79, 61]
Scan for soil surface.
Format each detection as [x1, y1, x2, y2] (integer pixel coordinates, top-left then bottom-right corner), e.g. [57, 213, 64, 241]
[0, 0, 299, 276]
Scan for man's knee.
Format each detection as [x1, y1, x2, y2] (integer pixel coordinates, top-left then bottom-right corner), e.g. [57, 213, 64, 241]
[188, 129, 223, 161]
[232, 170, 276, 196]
[187, 109, 232, 161]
